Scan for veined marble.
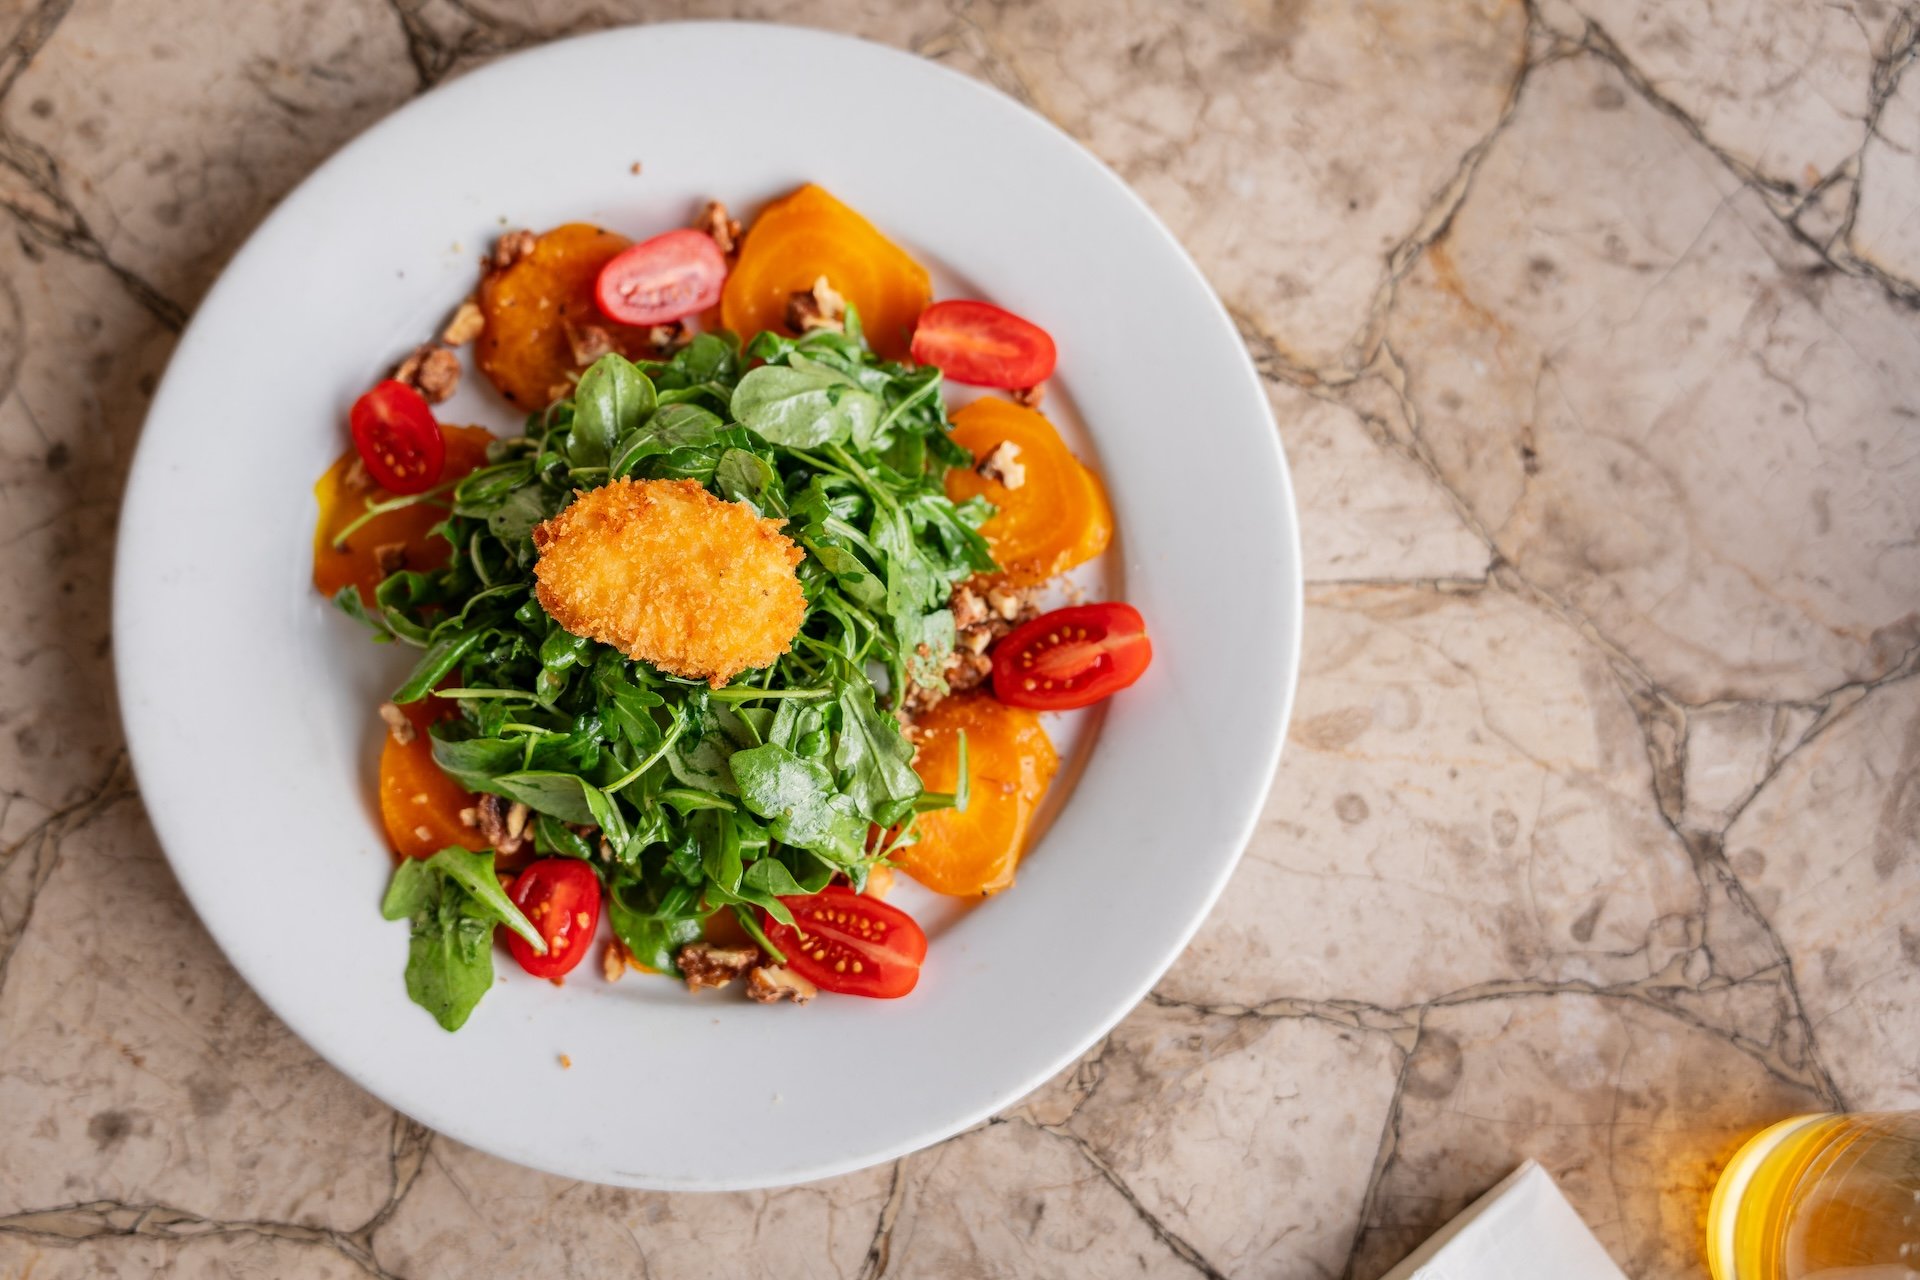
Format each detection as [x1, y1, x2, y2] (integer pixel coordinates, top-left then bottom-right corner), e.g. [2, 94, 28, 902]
[1, 2, 1915, 1277]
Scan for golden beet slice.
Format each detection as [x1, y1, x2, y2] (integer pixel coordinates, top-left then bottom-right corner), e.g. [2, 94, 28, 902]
[721, 185, 931, 360]
[944, 398, 1112, 587]
[896, 694, 1057, 897]
[476, 224, 659, 411]
[532, 478, 805, 688]
[378, 697, 489, 861]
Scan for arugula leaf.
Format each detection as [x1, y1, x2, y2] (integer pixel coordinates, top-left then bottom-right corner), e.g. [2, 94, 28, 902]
[804, 536, 887, 610]
[730, 743, 868, 864]
[730, 361, 881, 448]
[393, 629, 484, 703]
[380, 848, 542, 1032]
[835, 682, 923, 824]
[605, 871, 704, 974]
[714, 448, 782, 513]
[611, 403, 726, 476]
[569, 355, 657, 467]
[429, 733, 524, 790]
[666, 730, 739, 796]
[899, 608, 957, 695]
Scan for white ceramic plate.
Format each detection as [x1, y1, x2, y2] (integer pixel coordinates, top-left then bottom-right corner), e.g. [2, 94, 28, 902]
[114, 23, 1300, 1190]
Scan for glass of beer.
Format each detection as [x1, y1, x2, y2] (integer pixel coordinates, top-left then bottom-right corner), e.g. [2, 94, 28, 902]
[1707, 1112, 1920, 1279]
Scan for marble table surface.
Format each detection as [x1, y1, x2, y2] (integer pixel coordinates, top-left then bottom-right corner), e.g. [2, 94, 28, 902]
[2, 1, 1916, 1277]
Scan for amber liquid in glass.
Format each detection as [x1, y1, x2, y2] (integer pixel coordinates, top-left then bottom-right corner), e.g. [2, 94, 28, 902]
[1708, 1112, 1920, 1280]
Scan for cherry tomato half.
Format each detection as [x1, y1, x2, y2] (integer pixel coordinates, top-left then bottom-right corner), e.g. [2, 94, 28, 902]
[909, 299, 1057, 389]
[761, 884, 927, 999]
[593, 228, 728, 326]
[991, 602, 1152, 711]
[349, 380, 445, 495]
[507, 859, 602, 980]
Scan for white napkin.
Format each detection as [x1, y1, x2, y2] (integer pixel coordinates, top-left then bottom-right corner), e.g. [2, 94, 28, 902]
[1379, 1160, 1629, 1280]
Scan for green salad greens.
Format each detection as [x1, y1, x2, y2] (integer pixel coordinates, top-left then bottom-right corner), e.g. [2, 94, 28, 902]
[342, 318, 992, 1030]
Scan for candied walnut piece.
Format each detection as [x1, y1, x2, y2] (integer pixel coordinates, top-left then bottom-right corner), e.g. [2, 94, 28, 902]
[395, 343, 460, 404]
[565, 321, 614, 368]
[785, 275, 846, 334]
[745, 965, 818, 1005]
[975, 441, 1026, 490]
[947, 650, 993, 693]
[442, 300, 484, 346]
[489, 229, 537, 272]
[950, 583, 988, 630]
[377, 702, 415, 745]
[342, 456, 374, 495]
[698, 199, 742, 256]
[986, 583, 1031, 623]
[602, 938, 628, 983]
[677, 943, 762, 992]
[904, 581, 1043, 716]
[373, 542, 408, 578]
[1011, 383, 1046, 409]
[474, 794, 530, 856]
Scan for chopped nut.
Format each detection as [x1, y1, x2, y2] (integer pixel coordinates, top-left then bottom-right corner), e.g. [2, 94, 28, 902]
[676, 943, 761, 992]
[785, 275, 846, 334]
[565, 321, 614, 367]
[457, 807, 479, 829]
[646, 321, 686, 349]
[378, 702, 415, 745]
[490, 229, 537, 271]
[986, 584, 1028, 622]
[602, 939, 628, 983]
[975, 440, 1026, 490]
[951, 583, 988, 630]
[395, 343, 460, 403]
[342, 456, 374, 495]
[412, 824, 432, 843]
[745, 965, 818, 1005]
[475, 794, 528, 856]
[698, 199, 741, 255]
[373, 542, 408, 577]
[442, 300, 485, 346]
[1011, 383, 1046, 408]
[948, 650, 993, 693]
[960, 626, 994, 655]
[505, 801, 531, 841]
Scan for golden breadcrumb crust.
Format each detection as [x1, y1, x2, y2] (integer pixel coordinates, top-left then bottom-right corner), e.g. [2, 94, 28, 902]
[531, 477, 805, 687]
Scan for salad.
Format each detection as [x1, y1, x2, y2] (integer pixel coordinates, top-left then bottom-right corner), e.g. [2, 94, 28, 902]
[312, 185, 1153, 1030]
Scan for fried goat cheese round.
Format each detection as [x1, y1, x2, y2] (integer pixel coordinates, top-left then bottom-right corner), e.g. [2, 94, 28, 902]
[531, 477, 806, 687]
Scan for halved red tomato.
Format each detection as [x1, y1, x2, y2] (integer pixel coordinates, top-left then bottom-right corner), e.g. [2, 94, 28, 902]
[594, 228, 728, 326]
[761, 884, 927, 998]
[506, 859, 602, 979]
[350, 380, 445, 494]
[910, 299, 1056, 388]
[991, 602, 1152, 711]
